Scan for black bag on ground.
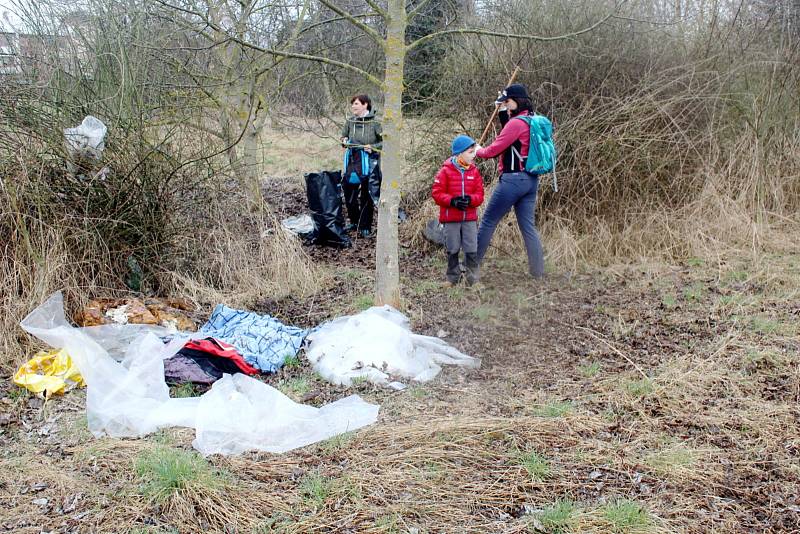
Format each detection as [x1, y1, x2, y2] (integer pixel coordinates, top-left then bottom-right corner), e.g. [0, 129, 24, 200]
[367, 156, 382, 204]
[305, 170, 351, 247]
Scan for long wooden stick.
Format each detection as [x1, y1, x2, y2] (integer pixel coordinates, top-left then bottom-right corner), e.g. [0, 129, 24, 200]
[478, 66, 521, 146]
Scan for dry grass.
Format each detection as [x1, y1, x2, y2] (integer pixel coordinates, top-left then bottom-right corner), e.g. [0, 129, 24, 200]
[2, 246, 799, 533]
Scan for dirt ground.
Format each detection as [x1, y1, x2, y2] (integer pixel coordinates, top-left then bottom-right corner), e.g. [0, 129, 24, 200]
[1, 195, 799, 532]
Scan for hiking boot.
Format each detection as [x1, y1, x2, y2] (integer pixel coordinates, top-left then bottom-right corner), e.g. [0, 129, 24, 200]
[343, 223, 357, 233]
[359, 229, 372, 238]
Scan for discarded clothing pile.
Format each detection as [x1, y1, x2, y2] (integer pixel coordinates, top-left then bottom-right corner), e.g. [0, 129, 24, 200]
[199, 304, 308, 373]
[164, 338, 259, 385]
[161, 304, 309, 384]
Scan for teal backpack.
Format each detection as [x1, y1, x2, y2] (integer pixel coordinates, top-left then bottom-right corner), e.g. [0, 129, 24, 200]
[514, 115, 558, 191]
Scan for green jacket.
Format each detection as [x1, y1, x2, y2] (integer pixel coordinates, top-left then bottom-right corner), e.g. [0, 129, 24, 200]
[341, 111, 383, 152]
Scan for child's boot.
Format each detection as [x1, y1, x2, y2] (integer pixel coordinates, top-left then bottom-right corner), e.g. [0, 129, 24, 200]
[446, 252, 461, 285]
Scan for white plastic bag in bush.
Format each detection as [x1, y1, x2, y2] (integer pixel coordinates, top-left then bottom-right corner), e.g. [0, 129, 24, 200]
[64, 115, 107, 160]
[305, 305, 480, 389]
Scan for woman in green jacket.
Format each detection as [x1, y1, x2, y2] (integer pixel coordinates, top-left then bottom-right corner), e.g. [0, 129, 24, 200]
[340, 94, 383, 238]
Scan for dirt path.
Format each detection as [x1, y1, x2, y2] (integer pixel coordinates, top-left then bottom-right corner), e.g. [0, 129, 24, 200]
[1, 230, 798, 533]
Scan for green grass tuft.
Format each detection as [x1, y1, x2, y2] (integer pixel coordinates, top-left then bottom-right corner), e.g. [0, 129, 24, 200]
[533, 400, 574, 418]
[602, 499, 650, 533]
[580, 362, 601, 377]
[135, 446, 223, 502]
[170, 382, 200, 398]
[537, 499, 577, 533]
[624, 378, 654, 398]
[282, 354, 302, 368]
[519, 450, 551, 480]
[299, 472, 336, 509]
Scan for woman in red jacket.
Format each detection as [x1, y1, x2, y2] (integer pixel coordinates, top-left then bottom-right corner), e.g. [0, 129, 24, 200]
[432, 135, 485, 286]
[475, 83, 545, 278]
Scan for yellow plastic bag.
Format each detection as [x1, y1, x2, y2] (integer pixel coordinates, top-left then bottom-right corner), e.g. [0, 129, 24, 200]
[13, 349, 85, 397]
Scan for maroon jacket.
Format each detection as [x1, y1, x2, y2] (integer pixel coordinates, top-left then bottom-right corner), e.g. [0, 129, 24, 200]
[476, 110, 531, 175]
[432, 157, 485, 223]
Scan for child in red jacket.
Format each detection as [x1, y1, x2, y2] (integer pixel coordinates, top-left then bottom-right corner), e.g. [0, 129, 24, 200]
[432, 135, 485, 286]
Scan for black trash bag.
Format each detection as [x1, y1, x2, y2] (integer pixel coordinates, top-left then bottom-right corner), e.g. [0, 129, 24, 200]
[305, 170, 351, 247]
[367, 156, 382, 204]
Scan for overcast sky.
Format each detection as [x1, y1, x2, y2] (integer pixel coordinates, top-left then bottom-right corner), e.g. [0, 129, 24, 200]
[0, 1, 23, 33]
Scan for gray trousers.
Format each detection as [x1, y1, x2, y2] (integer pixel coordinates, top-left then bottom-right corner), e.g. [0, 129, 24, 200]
[443, 220, 479, 284]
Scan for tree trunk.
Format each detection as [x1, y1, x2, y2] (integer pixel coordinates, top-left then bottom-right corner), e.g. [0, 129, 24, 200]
[242, 125, 264, 211]
[375, 0, 407, 308]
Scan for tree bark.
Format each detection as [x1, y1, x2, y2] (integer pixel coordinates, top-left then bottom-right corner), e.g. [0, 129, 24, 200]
[375, 0, 407, 308]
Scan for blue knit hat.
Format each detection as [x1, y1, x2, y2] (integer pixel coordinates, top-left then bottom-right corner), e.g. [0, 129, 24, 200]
[451, 134, 476, 156]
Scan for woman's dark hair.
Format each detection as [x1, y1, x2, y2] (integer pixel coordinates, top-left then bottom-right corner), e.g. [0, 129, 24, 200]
[350, 94, 372, 111]
[510, 97, 534, 116]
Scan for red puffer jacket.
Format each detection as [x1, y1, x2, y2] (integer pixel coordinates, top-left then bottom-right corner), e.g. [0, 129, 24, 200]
[432, 158, 485, 223]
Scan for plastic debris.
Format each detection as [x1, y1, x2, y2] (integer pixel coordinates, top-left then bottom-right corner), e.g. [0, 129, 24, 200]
[423, 219, 446, 246]
[64, 115, 107, 161]
[281, 214, 315, 238]
[305, 305, 480, 388]
[194, 373, 379, 456]
[13, 349, 85, 397]
[20, 292, 379, 455]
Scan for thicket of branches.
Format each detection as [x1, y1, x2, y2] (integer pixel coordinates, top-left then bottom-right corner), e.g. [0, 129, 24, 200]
[1, 0, 799, 366]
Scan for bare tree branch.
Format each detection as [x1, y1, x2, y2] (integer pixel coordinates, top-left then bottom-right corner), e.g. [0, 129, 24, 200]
[407, 12, 617, 51]
[316, 0, 384, 44]
[407, 0, 434, 22]
[362, 0, 388, 19]
[245, 43, 382, 87]
[297, 12, 378, 37]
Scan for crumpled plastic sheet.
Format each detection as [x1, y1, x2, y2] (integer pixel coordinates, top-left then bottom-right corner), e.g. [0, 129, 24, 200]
[64, 115, 107, 160]
[281, 214, 315, 236]
[21, 292, 379, 455]
[305, 305, 480, 389]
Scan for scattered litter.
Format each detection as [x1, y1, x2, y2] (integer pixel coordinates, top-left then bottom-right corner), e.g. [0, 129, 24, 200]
[75, 297, 197, 331]
[13, 349, 85, 397]
[20, 292, 377, 456]
[200, 305, 308, 373]
[281, 214, 315, 239]
[305, 305, 480, 388]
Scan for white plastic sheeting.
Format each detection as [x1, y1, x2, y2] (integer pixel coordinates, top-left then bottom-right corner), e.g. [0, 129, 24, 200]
[305, 305, 480, 388]
[64, 116, 107, 160]
[281, 214, 315, 236]
[20, 293, 379, 455]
